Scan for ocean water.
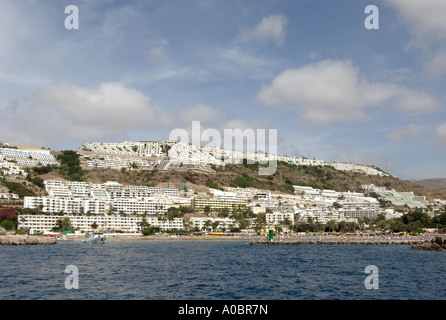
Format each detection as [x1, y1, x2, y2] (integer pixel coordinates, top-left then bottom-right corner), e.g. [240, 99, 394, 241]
[1, 239, 445, 300]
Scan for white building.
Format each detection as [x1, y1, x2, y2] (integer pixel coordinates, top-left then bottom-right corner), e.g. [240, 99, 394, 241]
[24, 197, 106, 214]
[0, 155, 28, 176]
[0, 192, 19, 200]
[266, 212, 296, 225]
[188, 217, 237, 231]
[297, 209, 357, 224]
[19, 214, 183, 234]
[0, 147, 59, 167]
[343, 209, 376, 220]
[47, 186, 72, 198]
[110, 198, 167, 215]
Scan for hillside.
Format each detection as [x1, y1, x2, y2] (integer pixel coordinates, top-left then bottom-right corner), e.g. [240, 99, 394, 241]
[413, 178, 446, 193]
[5, 156, 444, 200]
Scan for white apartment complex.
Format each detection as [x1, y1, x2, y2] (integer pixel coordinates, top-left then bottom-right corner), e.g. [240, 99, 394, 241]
[0, 147, 59, 167]
[0, 155, 28, 176]
[110, 198, 167, 215]
[296, 209, 358, 224]
[24, 197, 107, 215]
[188, 217, 238, 231]
[266, 212, 297, 225]
[80, 140, 389, 176]
[361, 183, 427, 209]
[19, 214, 183, 234]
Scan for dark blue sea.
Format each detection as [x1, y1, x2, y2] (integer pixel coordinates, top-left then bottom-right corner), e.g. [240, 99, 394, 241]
[1, 239, 445, 300]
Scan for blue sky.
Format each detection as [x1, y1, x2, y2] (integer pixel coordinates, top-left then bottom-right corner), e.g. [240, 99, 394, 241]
[1, 0, 446, 180]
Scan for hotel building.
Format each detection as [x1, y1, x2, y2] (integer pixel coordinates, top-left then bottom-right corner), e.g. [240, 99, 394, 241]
[192, 197, 248, 213]
[19, 214, 183, 234]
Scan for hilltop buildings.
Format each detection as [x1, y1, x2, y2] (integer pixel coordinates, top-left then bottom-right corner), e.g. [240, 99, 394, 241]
[1, 140, 435, 235]
[80, 140, 389, 176]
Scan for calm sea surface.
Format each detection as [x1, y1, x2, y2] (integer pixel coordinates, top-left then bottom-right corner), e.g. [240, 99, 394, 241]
[1, 239, 445, 300]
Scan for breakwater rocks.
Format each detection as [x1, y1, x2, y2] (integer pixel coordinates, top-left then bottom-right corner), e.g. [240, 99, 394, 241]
[412, 235, 446, 251]
[0, 235, 57, 245]
[250, 238, 426, 246]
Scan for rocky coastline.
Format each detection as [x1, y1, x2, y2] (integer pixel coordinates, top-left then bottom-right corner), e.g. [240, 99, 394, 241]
[412, 235, 446, 251]
[0, 234, 57, 245]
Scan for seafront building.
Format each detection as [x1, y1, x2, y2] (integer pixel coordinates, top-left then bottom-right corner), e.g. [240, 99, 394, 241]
[188, 217, 238, 231]
[19, 214, 184, 234]
[21, 179, 190, 233]
[23, 197, 107, 215]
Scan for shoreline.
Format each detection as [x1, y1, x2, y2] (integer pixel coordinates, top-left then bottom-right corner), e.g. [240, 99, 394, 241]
[0, 234, 57, 245]
[57, 233, 435, 243]
[3, 231, 440, 245]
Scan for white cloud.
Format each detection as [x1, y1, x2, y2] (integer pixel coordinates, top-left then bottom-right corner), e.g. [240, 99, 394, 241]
[35, 82, 161, 128]
[0, 82, 176, 148]
[388, 0, 446, 42]
[388, 0, 446, 76]
[238, 14, 287, 46]
[435, 122, 446, 149]
[424, 52, 446, 78]
[392, 89, 441, 112]
[256, 59, 442, 124]
[179, 103, 221, 125]
[385, 123, 423, 141]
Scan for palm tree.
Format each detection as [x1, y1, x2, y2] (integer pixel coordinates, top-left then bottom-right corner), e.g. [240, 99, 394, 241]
[204, 219, 212, 232]
[326, 220, 337, 233]
[212, 221, 220, 231]
[138, 217, 150, 231]
[282, 217, 292, 230]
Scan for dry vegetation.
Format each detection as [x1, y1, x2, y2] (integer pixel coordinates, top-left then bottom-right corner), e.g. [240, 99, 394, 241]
[3, 156, 445, 200]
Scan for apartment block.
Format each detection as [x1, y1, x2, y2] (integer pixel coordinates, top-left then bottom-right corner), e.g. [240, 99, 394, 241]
[110, 198, 167, 215]
[192, 197, 248, 213]
[343, 209, 376, 220]
[0, 147, 59, 167]
[24, 197, 106, 214]
[266, 212, 296, 225]
[19, 214, 183, 234]
[188, 217, 238, 231]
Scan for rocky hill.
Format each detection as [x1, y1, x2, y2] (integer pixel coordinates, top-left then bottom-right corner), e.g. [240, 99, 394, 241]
[2, 148, 445, 200]
[413, 178, 446, 193]
[6, 158, 443, 200]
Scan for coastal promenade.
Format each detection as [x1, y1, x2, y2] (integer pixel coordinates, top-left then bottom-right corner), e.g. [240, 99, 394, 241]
[1, 231, 434, 245]
[250, 235, 428, 245]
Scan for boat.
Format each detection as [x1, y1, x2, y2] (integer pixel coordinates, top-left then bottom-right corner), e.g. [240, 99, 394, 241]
[82, 231, 106, 243]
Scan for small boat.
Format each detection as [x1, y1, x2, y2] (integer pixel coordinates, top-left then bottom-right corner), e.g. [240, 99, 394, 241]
[82, 231, 106, 243]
